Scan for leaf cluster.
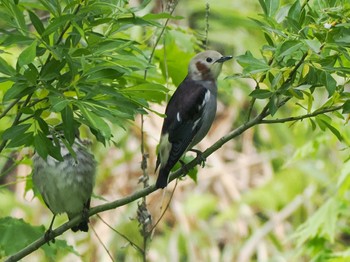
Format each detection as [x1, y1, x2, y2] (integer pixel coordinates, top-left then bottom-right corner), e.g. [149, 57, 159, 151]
[233, 0, 350, 129]
[0, 0, 171, 160]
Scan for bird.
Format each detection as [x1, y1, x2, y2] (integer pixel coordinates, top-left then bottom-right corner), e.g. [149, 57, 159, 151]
[155, 50, 232, 188]
[32, 138, 96, 234]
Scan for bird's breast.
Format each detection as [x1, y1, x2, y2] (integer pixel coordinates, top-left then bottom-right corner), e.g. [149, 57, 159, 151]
[33, 144, 96, 217]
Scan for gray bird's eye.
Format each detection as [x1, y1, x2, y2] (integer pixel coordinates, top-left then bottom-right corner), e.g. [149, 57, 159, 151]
[206, 57, 213, 63]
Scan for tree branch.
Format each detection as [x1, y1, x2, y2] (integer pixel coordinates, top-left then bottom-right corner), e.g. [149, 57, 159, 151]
[260, 105, 343, 124]
[4, 104, 267, 262]
[5, 97, 344, 261]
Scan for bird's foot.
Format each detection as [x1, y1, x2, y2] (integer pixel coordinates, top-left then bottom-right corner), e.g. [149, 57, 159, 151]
[44, 215, 56, 244]
[189, 149, 206, 167]
[44, 228, 56, 244]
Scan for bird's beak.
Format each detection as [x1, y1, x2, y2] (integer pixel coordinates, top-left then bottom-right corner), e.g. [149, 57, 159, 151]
[216, 55, 233, 63]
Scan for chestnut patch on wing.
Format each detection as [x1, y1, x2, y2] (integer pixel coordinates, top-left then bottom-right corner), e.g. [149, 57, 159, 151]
[196, 61, 211, 79]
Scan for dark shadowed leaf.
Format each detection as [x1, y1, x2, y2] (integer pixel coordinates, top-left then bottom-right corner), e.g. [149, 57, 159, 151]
[0, 57, 16, 76]
[2, 124, 31, 140]
[6, 132, 34, 148]
[249, 89, 273, 99]
[61, 105, 75, 144]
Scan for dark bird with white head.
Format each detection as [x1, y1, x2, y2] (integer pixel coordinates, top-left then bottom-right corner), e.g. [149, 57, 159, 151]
[155, 50, 232, 188]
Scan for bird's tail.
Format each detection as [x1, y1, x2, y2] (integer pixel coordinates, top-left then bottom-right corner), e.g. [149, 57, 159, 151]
[70, 199, 90, 232]
[71, 220, 89, 232]
[156, 167, 171, 189]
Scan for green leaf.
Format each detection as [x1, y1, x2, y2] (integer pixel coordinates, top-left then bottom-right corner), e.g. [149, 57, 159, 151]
[342, 100, 350, 114]
[276, 40, 304, 59]
[121, 83, 168, 103]
[2, 124, 31, 140]
[0, 217, 76, 258]
[86, 68, 124, 81]
[42, 14, 75, 36]
[269, 94, 278, 116]
[61, 105, 75, 144]
[316, 115, 343, 141]
[258, 0, 268, 15]
[28, 10, 45, 35]
[321, 120, 343, 141]
[304, 39, 322, 53]
[249, 89, 273, 99]
[1, 0, 27, 33]
[293, 197, 341, 246]
[3, 82, 35, 101]
[266, 0, 280, 17]
[142, 13, 183, 20]
[18, 40, 37, 67]
[287, 0, 301, 21]
[0, 57, 16, 76]
[236, 51, 270, 74]
[23, 63, 39, 85]
[50, 96, 70, 112]
[40, 59, 66, 81]
[34, 131, 50, 159]
[77, 103, 111, 139]
[36, 117, 49, 134]
[28, 10, 50, 44]
[323, 72, 337, 96]
[0, 217, 43, 256]
[6, 132, 34, 148]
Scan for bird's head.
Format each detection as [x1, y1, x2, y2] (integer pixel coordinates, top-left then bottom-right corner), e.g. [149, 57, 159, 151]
[188, 50, 232, 81]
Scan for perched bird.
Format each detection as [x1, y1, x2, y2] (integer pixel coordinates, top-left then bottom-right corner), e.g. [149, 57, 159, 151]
[32, 139, 96, 233]
[155, 50, 232, 188]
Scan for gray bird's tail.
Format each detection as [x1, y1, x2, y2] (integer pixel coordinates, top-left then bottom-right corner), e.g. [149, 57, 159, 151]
[72, 220, 89, 232]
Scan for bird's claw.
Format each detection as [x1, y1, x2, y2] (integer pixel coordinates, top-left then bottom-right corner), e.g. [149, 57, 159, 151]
[44, 229, 55, 244]
[189, 149, 206, 167]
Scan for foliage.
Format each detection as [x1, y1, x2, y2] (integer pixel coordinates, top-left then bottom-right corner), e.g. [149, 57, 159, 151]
[1, 0, 350, 261]
[0, 0, 170, 160]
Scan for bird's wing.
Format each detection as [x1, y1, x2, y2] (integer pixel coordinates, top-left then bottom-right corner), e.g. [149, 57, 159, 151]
[159, 78, 209, 167]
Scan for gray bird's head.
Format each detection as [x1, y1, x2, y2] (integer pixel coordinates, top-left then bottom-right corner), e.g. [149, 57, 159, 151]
[188, 50, 232, 81]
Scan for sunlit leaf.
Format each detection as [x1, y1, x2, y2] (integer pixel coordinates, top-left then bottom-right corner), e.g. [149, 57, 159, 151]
[18, 41, 37, 67]
[236, 51, 270, 74]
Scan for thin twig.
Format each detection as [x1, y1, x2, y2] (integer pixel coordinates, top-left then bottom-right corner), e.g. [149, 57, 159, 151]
[204, 2, 210, 49]
[97, 214, 143, 254]
[90, 222, 115, 262]
[0, 98, 21, 120]
[151, 179, 178, 232]
[260, 105, 343, 124]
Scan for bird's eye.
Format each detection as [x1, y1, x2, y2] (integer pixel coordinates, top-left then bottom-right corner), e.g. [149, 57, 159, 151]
[206, 57, 213, 63]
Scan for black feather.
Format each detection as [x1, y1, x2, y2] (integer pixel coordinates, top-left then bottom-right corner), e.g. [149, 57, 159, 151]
[156, 77, 214, 188]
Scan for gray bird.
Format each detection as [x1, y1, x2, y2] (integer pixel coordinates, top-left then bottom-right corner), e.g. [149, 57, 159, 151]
[32, 139, 96, 233]
[155, 50, 232, 188]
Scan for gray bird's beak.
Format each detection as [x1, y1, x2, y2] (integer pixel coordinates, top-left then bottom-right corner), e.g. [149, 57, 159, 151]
[216, 55, 233, 63]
